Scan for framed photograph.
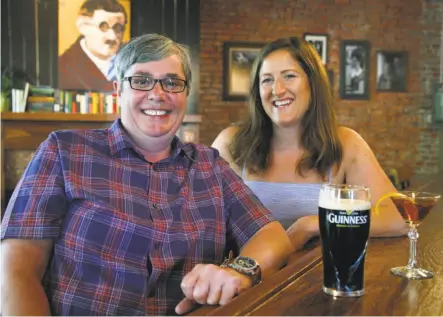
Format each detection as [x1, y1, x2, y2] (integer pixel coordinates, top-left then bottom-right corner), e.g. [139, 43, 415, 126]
[339, 40, 370, 100]
[303, 33, 328, 65]
[376, 51, 408, 92]
[223, 42, 263, 101]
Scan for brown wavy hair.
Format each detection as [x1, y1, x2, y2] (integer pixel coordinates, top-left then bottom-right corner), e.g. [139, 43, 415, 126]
[229, 37, 342, 179]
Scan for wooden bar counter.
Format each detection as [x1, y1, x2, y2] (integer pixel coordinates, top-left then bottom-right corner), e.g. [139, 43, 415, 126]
[190, 173, 443, 316]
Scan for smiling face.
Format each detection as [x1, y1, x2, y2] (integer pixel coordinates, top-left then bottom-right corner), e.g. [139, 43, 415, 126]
[116, 55, 187, 149]
[259, 49, 311, 128]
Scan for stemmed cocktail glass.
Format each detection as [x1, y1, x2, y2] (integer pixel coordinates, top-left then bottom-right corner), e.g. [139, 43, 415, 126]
[389, 191, 441, 280]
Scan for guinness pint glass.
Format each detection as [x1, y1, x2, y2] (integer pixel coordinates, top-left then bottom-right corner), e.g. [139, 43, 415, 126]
[318, 184, 371, 297]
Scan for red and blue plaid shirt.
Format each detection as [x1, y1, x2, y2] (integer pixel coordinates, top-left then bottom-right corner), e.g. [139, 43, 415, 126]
[1, 120, 275, 316]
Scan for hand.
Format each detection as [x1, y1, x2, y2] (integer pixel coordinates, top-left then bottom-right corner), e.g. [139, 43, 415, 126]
[286, 215, 319, 251]
[175, 263, 252, 315]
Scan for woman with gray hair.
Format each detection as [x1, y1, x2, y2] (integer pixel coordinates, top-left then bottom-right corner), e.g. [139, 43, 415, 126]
[2, 33, 292, 316]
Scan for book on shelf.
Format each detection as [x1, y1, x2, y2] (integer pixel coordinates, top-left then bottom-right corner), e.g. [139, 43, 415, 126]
[12, 85, 120, 114]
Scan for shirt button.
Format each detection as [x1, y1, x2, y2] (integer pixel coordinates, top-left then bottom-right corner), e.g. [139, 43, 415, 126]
[153, 203, 157, 209]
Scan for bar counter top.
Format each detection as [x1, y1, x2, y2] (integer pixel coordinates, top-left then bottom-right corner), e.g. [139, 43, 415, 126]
[190, 173, 443, 316]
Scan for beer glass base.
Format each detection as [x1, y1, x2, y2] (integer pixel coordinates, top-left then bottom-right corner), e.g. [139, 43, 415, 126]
[323, 286, 364, 297]
[391, 266, 434, 280]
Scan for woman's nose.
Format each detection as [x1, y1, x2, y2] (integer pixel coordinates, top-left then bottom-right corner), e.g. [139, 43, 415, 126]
[272, 79, 286, 96]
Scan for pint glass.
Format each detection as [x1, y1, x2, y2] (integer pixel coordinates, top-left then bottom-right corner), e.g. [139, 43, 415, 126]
[318, 184, 371, 297]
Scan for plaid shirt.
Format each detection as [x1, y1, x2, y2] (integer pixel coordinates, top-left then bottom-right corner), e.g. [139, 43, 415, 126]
[1, 120, 275, 316]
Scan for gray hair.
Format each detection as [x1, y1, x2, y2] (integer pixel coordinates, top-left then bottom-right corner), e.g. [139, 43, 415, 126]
[115, 33, 192, 92]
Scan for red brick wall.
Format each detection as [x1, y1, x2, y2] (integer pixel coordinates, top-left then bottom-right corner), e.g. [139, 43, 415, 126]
[199, 0, 443, 177]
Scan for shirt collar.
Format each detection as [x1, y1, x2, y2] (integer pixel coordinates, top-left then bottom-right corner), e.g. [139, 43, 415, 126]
[79, 38, 111, 78]
[108, 119, 194, 162]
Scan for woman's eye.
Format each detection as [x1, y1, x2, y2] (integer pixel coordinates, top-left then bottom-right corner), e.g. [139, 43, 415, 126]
[284, 74, 297, 79]
[261, 78, 273, 84]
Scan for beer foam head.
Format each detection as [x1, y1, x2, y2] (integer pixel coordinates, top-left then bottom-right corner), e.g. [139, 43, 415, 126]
[319, 197, 371, 211]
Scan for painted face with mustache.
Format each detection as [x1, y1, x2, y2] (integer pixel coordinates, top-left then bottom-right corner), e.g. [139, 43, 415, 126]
[79, 9, 126, 60]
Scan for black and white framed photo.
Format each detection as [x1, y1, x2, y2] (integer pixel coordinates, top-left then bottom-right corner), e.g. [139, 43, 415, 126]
[339, 40, 370, 100]
[223, 42, 263, 101]
[376, 51, 408, 92]
[303, 33, 328, 65]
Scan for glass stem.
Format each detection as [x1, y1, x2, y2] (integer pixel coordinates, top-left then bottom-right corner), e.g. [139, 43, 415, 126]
[407, 226, 419, 269]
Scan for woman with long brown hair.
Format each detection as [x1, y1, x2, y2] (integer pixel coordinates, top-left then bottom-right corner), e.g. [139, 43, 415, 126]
[212, 37, 406, 250]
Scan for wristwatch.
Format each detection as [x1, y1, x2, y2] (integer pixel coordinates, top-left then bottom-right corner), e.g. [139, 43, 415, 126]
[220, 250, 262, 286]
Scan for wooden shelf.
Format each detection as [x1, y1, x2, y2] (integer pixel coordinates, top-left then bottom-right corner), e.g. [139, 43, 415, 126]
[0, 112, 203, 123]
[1, 112, 119, 122]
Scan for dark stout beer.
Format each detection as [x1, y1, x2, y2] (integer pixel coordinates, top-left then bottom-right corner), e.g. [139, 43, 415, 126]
[319, 197, 371, 296]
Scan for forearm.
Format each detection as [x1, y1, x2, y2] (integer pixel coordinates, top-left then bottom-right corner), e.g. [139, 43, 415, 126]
[239, 221, 293, 279]
[370, 201, 408, 237]
[369, 213, 408, 237]
[2, 273, 51, 316]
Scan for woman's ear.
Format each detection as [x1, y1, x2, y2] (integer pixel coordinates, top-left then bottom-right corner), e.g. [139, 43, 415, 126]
[113, 80, 121, 96]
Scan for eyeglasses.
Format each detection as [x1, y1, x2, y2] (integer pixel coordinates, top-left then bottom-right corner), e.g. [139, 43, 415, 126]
[99, 22, 125, 34]
[86, 21, 125, 34]
[124, 76, 188, 93]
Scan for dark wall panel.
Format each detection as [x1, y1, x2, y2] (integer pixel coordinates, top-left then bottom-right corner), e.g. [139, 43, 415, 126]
[1, 0, 200, 112]
[1, 0, 11, 71]
[1, 0, 38, 86]
[37, 0, 58, 87]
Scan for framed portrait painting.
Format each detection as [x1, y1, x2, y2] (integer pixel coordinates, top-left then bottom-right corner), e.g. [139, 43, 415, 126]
[303, 33, 328, 65]
[339, 40, 370, 100]
[223, 42, 263, 101]
[376, 51, 408, 92]
[58, 0, 131, 91]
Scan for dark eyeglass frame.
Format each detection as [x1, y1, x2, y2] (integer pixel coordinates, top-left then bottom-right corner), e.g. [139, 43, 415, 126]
[123, 76, 188, 93]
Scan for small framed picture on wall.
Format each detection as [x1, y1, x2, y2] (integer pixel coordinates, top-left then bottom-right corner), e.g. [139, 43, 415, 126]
[223, 42, 263, 101]
[376, 51, 408, 92]
[303, 33, 328, 65]
[339, 40, 370, 100]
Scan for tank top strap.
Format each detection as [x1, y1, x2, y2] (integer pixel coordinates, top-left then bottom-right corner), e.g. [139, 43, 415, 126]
[328, 167, 333, 183]
[242, 163, 247, 180]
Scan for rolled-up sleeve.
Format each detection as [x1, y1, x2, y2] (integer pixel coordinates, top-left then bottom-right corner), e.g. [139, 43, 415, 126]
[216, 156, 275, 251]
[1, 132, 67, 240]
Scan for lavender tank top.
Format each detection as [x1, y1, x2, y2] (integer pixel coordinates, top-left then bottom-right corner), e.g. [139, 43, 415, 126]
[242, 166, 332, 230]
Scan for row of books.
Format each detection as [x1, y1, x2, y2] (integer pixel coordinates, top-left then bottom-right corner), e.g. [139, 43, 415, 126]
[9, 84, 120, 114]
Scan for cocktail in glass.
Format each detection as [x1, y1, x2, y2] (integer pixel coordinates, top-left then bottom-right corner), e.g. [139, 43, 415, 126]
[389, 191, 441, 279]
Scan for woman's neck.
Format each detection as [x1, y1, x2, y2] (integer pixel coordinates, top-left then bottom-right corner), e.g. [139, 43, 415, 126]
[131, 134, 173, 163]
[272, 124, 303, 151]
[137, 144, 171, 163]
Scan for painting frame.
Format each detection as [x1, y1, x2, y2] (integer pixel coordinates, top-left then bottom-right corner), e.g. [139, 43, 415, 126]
[223, 42, 263, 101]
[303, 33, 328, 65]
[339, 40, 370, 100]
[375, 50, 408, 92]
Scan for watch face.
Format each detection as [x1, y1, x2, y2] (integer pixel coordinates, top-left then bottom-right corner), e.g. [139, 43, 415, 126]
[233, 256, 257, 270]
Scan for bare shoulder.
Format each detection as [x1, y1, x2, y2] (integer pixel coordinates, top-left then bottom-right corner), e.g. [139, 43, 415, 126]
[337, 126, 372, 158]
[211, 125, 241, 173]
[212, 126, 240, 146]
[211, 125, 240, 161]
